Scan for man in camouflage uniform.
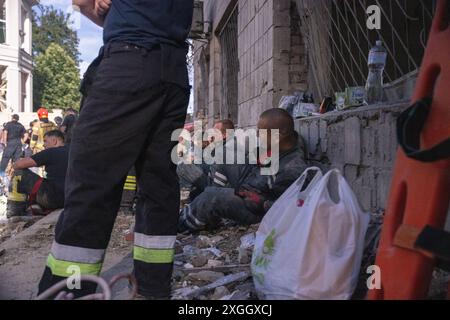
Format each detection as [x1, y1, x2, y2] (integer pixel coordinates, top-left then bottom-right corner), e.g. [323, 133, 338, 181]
[178, 109, 307, 232]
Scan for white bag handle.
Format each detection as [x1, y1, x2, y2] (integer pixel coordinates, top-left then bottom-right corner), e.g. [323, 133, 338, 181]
[297, 167, 323, 206]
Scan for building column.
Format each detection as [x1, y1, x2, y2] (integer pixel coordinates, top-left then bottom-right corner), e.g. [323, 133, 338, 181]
[26, 71, 32, 112]
[6, 66, 20, 112]
[6, 0, 19, 48]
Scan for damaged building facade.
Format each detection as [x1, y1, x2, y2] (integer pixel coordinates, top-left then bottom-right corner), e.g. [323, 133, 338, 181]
[0, 0, 37, 113]
[192, 0, 435, 211]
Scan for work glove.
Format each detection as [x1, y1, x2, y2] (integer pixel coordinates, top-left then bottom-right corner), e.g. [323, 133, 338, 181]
[237, 190, 265, 215]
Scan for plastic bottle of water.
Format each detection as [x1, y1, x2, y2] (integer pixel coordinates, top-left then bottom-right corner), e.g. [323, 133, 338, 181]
[365, 40, 387, 104]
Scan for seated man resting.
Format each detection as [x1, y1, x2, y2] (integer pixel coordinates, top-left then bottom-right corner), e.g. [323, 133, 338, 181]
[177, 119, 236, 201]
[7, 130, 69, 217]
[178, 108, 307, 232]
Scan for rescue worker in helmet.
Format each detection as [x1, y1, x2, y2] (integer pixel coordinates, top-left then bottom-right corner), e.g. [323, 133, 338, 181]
[30, 108, 58, 155]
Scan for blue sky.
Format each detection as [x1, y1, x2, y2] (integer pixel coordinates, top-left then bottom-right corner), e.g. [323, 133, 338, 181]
[39, 0, 104, 76]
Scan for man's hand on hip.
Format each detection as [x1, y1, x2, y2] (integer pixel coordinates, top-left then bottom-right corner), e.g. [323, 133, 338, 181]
[95, 0, 112, 17]
[72, 0, 110, 27]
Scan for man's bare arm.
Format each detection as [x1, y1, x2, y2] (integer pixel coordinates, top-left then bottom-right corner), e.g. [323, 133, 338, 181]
[73, 0, 109, 27]
[13, 158, 38, 170]
[1, 130, 7, 145]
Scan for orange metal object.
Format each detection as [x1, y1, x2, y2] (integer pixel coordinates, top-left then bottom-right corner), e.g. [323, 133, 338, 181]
[368, 0, 450, 300]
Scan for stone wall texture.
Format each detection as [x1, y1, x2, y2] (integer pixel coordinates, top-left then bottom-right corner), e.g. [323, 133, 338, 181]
[295, 103, 410, 211]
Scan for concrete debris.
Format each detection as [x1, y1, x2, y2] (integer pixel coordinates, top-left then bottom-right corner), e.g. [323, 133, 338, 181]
[178, 264, 250, 275]
[238, 247, 251, 265]
[207, 259, 223, 268]
[174, 271, 251, 300]
[240, 233, 256, 249]
[209, 236, 224, 244]
[196, 235, 212, 249]
[211, 286, 230, 300]
[221, 290, 251, 300]
[171, 223, 259, 300]
[186, 271, 225, 283]
[189, 254, 208, 268]
[203, 247, 222, 258]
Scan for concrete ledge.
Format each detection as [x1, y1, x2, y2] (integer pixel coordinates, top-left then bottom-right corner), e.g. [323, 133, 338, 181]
[295, 102, 410, 211]
[0, 210, 62, 300]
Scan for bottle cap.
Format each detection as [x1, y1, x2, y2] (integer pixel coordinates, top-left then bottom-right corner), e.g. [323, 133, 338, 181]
[376, 40, 382, 46]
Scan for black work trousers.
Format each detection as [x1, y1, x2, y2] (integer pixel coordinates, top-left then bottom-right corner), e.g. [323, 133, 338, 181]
[38, 42, 190, 298]
[0, 142, 22, 172]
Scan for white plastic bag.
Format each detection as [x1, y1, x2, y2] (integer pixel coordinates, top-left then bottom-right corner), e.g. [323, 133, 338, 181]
[252, 169, 370, 300]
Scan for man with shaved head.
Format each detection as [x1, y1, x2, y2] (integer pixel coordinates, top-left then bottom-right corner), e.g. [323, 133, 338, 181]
[179, 108, 307, 232]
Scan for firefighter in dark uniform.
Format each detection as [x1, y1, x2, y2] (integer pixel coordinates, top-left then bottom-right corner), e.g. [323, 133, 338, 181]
[178, 109, 308, 232]
[38, 0, 193, 299]
[0, 114, 25, 186]
[7, 130, 69, 218]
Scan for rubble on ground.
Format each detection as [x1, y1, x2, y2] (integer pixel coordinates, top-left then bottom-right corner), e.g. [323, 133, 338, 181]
[171, 223, 259, 300]
[1, 190, 448, 300]
[0, 194, 43, 245]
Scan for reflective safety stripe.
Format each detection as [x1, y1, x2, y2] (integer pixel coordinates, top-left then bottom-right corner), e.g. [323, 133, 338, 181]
[51, 241, 105, 264]
[124, 176, 137, 191]
[47, 254, 102, 277]
[8, 175, 27, 202]
[213, 178, 226, 187]
[187, 208, 206, 227]
[184, 206, 206, 229]
[134, 247, 175, 264]
[133, 234, 175, 264]
[215, 172, 228, 182]
[124, 183, 136, 191]
[267, 176, 273, 190]
[134, 233, 176, 249]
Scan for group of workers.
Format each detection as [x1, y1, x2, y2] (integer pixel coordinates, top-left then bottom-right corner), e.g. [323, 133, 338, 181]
[1, 107, 75, 218]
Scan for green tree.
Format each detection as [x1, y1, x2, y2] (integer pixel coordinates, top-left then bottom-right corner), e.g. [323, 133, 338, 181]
[34, 43, 81, 111]
[32, 4, 80, 65]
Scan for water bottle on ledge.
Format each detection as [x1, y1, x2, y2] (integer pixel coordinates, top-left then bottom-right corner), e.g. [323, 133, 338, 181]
[365, 40, 387, 105]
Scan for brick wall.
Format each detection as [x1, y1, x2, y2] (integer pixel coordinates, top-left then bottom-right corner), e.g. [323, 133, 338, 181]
[237, 0, 275, 128]
[194, 0, 309, 128]
[295, 103, 410, 211]
[288, 1, 308, 93]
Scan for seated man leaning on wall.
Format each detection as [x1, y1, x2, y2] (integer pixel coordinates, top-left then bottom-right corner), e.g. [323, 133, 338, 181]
[177, 119, 236, 202]
[178, 108, 308, 233]
[6, 130, 69, 218]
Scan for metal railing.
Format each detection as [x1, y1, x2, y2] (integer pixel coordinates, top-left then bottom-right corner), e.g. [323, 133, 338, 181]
[295, 0, 437, 98]
[218, 6, 239, 123]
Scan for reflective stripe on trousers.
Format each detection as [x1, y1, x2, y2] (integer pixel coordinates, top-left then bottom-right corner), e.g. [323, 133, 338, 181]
[133, 233, 176, 264]
[46, 241, 105, 277]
